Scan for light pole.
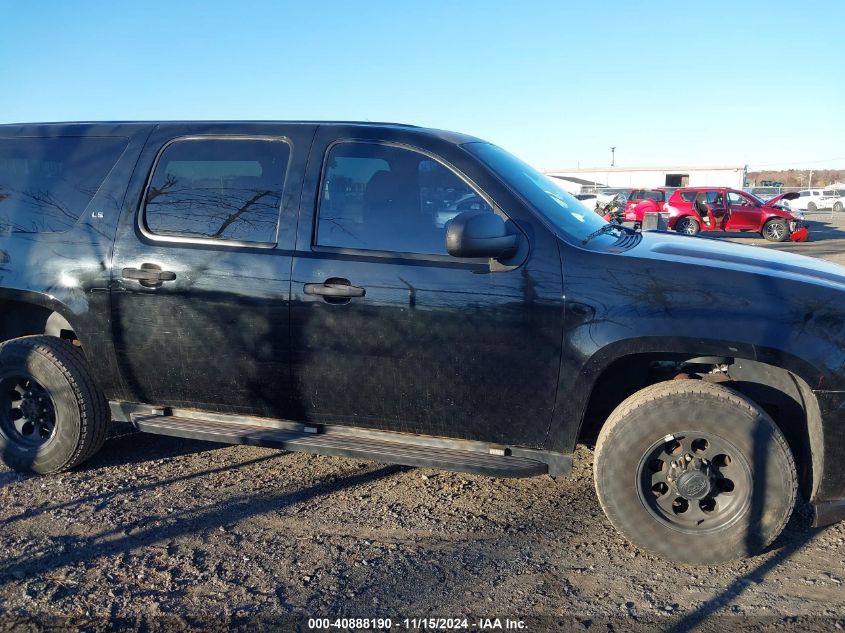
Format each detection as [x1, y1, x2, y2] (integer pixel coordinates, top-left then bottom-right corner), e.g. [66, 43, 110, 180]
[610, 147, 616, 167]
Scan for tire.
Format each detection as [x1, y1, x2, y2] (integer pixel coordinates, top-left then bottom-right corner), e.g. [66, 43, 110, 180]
[0, 336, 109, 474]
[675, 217, 700, 235]
[807, 202, 817, 212]
[762, 218, 790, 242]
[834, 202, 843, 213]
[594, 380, 797, 564]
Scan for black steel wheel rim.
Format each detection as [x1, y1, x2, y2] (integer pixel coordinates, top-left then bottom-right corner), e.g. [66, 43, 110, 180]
[0, 374, 58, 449]
[636, 431, 752, 534]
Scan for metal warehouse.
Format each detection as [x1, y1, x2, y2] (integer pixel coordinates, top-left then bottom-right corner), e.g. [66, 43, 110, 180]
[543, 165, 747, 192]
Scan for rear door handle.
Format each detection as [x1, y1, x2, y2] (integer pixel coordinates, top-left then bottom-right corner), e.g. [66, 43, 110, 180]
[304, 280, 366, 299]
[122, 264, 176, 287]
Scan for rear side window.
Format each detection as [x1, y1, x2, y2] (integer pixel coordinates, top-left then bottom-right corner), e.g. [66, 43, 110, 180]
[316, 141, 492, 255]
[633, 190, 664, 202]
[143, 138, 290, 244]
[679, 191, 696, 202]
[0, 136, 127, 234]
[631, 190, 663, 201]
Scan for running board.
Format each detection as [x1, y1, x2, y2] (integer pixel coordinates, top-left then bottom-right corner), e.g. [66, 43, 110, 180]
[130, 411, 564, 478]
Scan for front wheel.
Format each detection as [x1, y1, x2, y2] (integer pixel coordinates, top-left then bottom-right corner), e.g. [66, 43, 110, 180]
[808, 202, 817, 212]
[594, 380, 797, 564]
[762, 218, 790, 242]
[0, 336, 110, 474]
[834, 201, 843, 213]
[675, 217, 700, 235]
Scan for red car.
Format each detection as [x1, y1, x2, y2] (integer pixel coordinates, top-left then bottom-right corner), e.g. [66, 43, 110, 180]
[664, 188, 805, 242]
[623, 189, 669, 223]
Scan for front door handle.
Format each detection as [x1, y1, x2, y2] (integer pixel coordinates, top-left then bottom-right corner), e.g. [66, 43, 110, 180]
[304, 279, 366, 299]
[122, 263, 177, 288]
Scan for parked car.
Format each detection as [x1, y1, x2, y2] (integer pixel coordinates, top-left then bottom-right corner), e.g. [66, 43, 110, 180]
[831, 190, 845, 214]
[2, 121, 845, 564]
[665, 187, 805, 241]
[788, 189, 838, 212]
[623, 189, 669, 224]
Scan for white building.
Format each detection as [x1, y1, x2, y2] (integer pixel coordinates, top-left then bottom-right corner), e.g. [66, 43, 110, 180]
[543, 165, 747, 192]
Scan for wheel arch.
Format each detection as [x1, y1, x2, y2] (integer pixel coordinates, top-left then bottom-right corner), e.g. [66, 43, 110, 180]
[570, 339, 826, 501]
[0, 289, 85, 346]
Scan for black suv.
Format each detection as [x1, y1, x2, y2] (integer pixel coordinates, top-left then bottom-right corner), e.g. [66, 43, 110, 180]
[1, 121, 844, 564]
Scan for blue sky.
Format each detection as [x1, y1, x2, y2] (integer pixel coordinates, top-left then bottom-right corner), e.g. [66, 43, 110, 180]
[2, 1, 842, 170]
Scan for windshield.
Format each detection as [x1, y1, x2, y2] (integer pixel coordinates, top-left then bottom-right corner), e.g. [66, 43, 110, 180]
[465, 142, 609, 241]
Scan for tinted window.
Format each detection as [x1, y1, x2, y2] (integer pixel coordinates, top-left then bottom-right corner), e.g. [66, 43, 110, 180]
[316, 142, 492, 254]
[144, 138, 289, 243]
[679, 191, 696, 202]
[631, 190, 663, 201]
[0, 137, 127, 234]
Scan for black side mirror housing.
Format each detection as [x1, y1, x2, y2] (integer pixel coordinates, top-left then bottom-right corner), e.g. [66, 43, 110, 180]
[445, 211, 519, 259]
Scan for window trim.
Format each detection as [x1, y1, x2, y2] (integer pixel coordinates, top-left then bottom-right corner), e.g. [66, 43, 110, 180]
[139, 135, 292, 249]
[312, 139, 508, 261]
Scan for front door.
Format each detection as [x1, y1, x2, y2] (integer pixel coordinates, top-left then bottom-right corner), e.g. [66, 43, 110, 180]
[287, 129, 564, 447]
[726, 190, 762, 230]
[110, 124, 314, 417]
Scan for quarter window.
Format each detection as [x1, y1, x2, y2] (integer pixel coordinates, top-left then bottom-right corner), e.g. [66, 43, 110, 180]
[0, 137, 127, 234]
[143, 138, 290, 243]
[316, 142, 492, 255]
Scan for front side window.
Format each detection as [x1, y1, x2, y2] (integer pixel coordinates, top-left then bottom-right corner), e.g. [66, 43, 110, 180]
[0, 136, 127, 234]
[728, 192, 756, 206]
[465, 142, 608, 242]
[144, 138, 290, 243]
[316, 142, 492, 255]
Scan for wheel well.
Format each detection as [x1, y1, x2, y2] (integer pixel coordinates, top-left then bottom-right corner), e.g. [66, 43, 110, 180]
[0, 300, 78, 345]
[579, 354, 818, 499]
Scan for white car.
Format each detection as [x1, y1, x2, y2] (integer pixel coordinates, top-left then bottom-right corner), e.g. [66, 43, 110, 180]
[831, 189, 845, 214]
[788, 188, 838, 212]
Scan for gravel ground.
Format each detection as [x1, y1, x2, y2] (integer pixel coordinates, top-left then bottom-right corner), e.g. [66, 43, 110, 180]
[2, 215, 845, 632]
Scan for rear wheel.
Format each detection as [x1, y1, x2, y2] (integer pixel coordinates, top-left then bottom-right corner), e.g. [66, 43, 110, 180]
[594, 380, 797, 564]
[0, 336, 109, 474]
[675, 217, 700, 235]
[762, 218, 789, 242]
[834, 201, 843, 213]
[808, 202, 817, 212]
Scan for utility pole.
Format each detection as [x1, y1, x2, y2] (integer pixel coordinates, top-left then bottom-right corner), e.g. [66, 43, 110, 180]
[808, 170, 814, 189]
[610, 147, 616, 167]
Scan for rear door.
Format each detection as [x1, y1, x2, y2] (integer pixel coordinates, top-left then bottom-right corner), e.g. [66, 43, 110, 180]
[110, 123, 315, 418]
[287, 126, 564, 447]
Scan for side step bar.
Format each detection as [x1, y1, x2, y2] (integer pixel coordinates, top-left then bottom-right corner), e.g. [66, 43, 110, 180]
[131, 411, 566, 478]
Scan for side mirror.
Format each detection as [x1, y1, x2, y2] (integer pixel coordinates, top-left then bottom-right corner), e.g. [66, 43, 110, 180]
[446, 211, 519, 259]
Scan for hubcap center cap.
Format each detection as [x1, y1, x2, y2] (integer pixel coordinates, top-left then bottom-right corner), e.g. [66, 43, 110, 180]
[676, 470, 711, 500]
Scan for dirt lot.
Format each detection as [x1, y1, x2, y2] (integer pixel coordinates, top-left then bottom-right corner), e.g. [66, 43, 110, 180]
[1, 215, 845, 632]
